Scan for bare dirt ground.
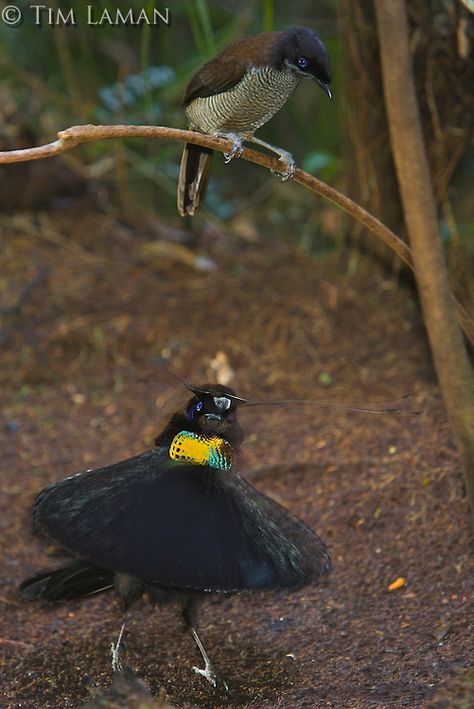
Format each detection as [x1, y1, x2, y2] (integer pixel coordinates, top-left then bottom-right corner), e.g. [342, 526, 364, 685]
[1, 201, 473, 708]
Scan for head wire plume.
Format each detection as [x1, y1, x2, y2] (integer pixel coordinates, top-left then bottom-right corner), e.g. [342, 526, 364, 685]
[138, 370, 422, 416]
[137, 369, 248, 405]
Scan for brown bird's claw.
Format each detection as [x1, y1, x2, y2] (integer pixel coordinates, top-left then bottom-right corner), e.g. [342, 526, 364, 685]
[271, 151, 296, 182]
[223, 137, 244, 164]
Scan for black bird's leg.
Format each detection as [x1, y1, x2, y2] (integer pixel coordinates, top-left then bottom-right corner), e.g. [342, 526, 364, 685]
[182, 596, 228, 690]
[111, 574, 144, 673]
[244, 135, 296, 181]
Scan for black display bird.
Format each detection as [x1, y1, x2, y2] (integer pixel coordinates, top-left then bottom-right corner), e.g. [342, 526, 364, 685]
[20, 382, 331, 688]
[177, 26, 332, 216]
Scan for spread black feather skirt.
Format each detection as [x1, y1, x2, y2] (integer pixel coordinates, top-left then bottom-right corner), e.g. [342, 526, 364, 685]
[32, 447, 330, 594]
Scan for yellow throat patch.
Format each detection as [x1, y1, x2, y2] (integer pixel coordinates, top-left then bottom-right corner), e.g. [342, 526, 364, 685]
[169, 431, 233, 470]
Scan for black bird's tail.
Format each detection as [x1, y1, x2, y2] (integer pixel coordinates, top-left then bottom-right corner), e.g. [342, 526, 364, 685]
[20, 559, 114, 603]
[177, 143, 213, 216]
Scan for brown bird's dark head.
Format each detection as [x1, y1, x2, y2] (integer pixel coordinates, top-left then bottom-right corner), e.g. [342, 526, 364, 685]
[272, 27, 332, 98]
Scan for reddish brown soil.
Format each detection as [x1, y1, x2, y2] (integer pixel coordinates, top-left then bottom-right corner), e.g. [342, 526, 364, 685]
[1, 204, 473, 708]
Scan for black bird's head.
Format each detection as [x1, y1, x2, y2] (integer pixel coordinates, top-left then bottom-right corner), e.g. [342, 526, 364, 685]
[274, 26, 332, 99]
[184, 383, 246, 445]
[155, 383, 246, 449]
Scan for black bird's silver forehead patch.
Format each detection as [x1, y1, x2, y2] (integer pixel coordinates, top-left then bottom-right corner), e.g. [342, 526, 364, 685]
[213, 396, 231, 411]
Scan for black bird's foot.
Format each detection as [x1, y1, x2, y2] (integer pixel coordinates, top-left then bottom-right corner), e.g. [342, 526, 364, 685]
[111, 640, 124, 673]
[192, 662, 229, 691]
[189, 625, 229, 691]
[271, 150, 296, 182]
[110, 621, 126, 673]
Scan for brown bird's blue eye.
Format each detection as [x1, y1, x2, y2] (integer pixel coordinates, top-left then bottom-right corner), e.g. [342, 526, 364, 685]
[297, 57, 308, 69]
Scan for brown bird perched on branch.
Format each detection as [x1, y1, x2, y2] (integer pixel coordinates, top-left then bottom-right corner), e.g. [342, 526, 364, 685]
[177, 26, 332, 216]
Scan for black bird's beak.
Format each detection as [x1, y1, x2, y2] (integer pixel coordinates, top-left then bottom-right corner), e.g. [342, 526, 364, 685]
[205, 413, 222, 421]
[316, 79, 332, 100]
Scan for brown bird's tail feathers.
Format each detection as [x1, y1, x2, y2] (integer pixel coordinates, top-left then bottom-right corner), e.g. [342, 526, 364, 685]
[177, 143, 213, 217]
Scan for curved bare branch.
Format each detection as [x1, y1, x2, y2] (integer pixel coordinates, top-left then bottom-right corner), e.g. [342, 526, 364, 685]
[0, 123, 472, 344]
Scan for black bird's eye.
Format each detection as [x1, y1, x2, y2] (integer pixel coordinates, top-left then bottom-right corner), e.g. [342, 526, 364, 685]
[188, 400, 203, 420]
[297, 57, 308, 69]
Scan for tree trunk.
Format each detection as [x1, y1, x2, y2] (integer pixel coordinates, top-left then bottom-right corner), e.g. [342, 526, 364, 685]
[341, 0, 474, 279]
[340, 0, 405, 248]
[374, 0, 474, 523]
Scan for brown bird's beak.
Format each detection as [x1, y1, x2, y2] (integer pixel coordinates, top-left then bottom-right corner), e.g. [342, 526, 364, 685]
[316, 79, 332, 100]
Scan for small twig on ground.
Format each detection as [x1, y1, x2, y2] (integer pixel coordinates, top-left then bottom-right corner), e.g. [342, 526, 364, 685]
[0, 637, 35, 651]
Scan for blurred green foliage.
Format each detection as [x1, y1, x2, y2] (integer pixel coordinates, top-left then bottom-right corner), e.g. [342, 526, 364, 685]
[0, 1, 471, 289]
[0, 0, 340, 230]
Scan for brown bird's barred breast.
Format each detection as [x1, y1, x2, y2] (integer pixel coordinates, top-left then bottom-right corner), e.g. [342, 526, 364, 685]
[185, 65, 300, 136]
